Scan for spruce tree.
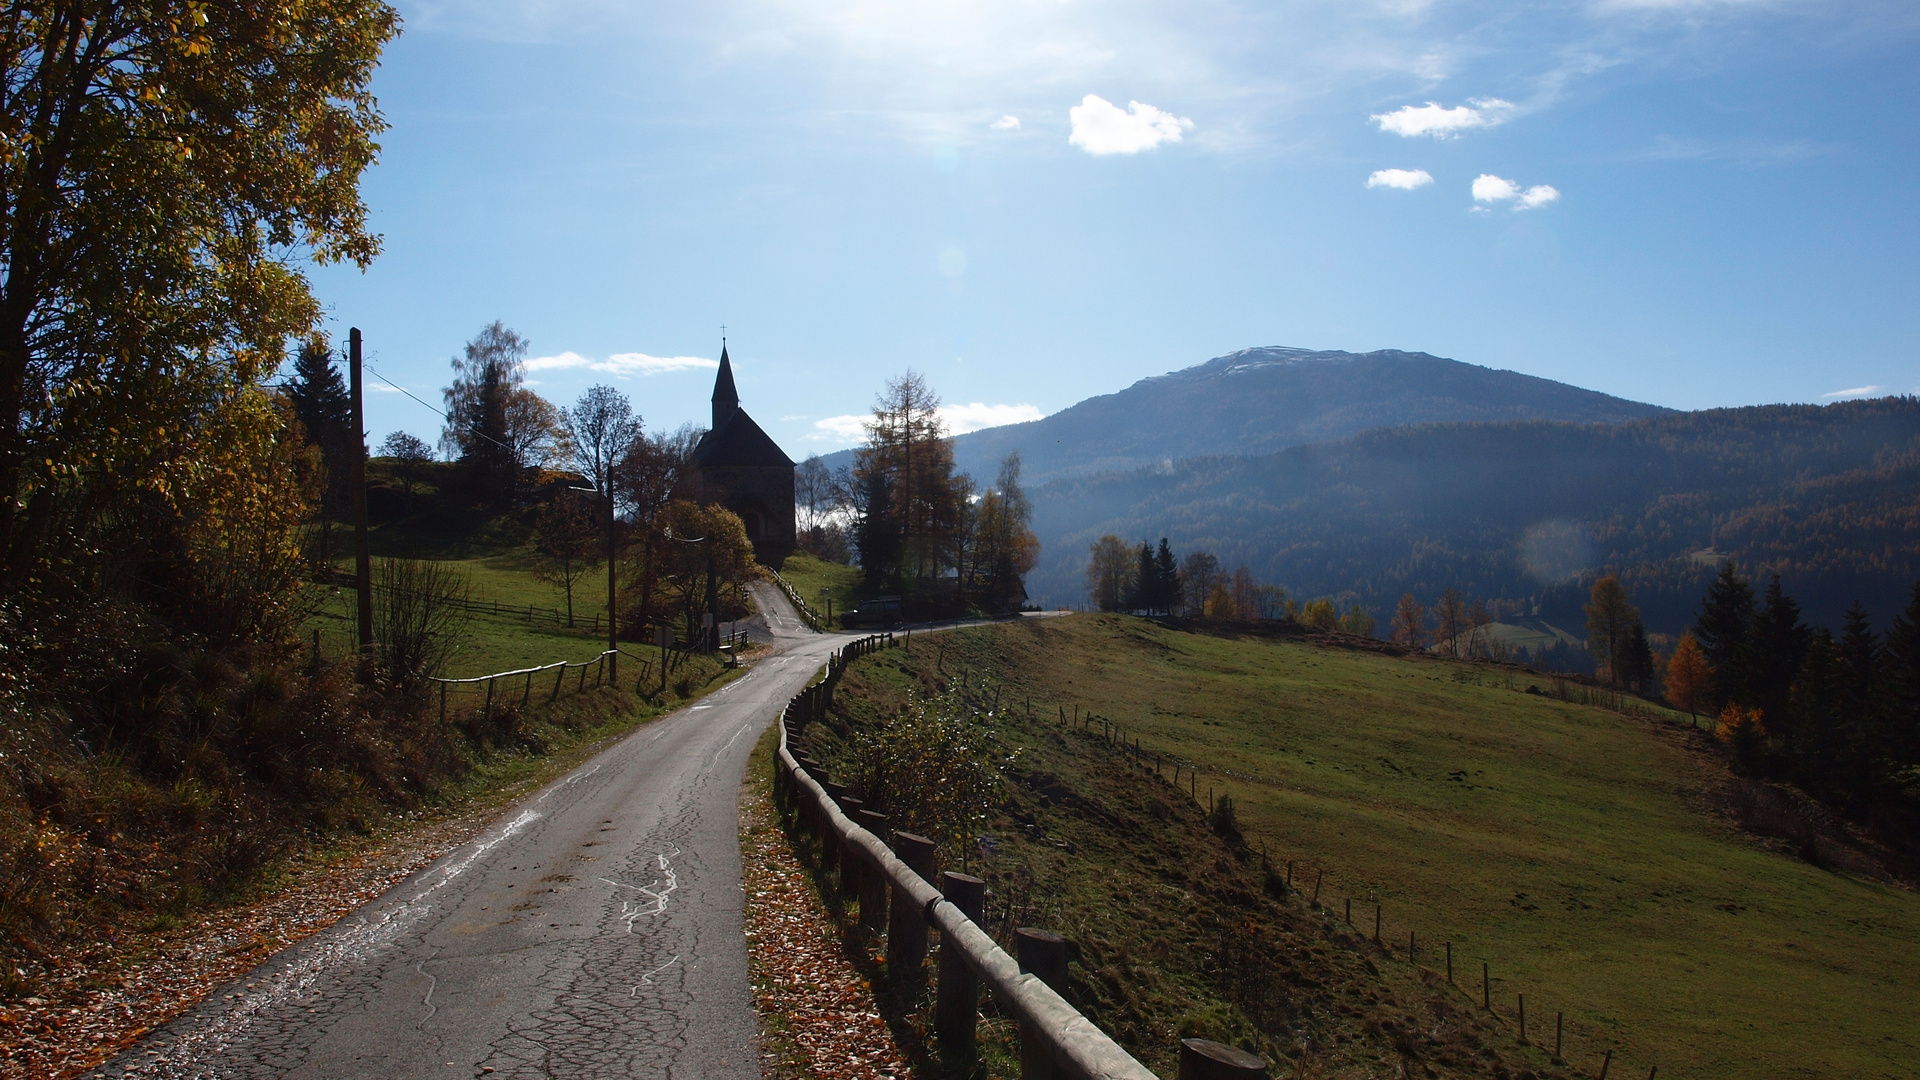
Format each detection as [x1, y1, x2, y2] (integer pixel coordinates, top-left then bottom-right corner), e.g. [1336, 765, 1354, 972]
[1129, 541, 1155, 613]
[1153, 538, 1179, 614]
[286, 335, 353, 517]
[1752, 574, 1810, 721]
[1881, 582, 1920, 783]
[1694, 561, 1757, 707]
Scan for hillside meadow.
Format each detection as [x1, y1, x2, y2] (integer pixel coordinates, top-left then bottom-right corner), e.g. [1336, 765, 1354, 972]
[921, 615, 1918, 1080]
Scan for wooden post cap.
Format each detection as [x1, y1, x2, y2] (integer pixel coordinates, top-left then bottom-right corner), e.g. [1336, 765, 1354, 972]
[1178, 1038, 1268, 1080]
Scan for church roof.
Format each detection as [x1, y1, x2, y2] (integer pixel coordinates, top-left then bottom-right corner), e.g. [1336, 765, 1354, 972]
[691, 407, 795, 468]
[692, 346, 794, 468]
[712, 344, 740, 415]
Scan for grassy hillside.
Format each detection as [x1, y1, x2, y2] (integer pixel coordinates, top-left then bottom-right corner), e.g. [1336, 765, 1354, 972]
[809, 633, 1556, 1080]
[826, 615, 1918, 1080]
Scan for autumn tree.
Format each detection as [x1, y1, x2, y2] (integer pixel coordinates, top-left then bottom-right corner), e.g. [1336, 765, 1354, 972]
[1086, 534, 1134, 613]
[1432, 588, 1467, 657]
[1339, 604, 1376, 637]
[1665, 631, 1712, 723]
[853, 371, 966, 596]
[1179, 551, 1221, 617]
[0, 2, 397, 600]
[1230, 566, 1260, 621]
[1392, 593, 1428, 649]
[968, 453, 1039, 613]
[1585, 575, 1643, 687]
[1300, 598, 1337, 629]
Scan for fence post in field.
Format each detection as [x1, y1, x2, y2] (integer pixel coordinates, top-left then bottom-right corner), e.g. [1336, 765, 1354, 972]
[577, 663, 588, 694]
[1016, 928, 1071, 1080]
[522, 670, 533, 709]
[1177, 1038, 1268, 1079]
[1374, 903, 1381, 943]
[1447, 941, 1453, 983]
[439, 681, 448, 724]
[1555, 1012, 1563, 1059]
[854, 810, 889, 932]
[888, 832, 937, 988]
[936, 872, 987, 1053]
[1313, 869, 1322, 905]
[1483, 963, 1491, 1010]
[551, 665, 564, 703]
[1599, 1049, 1612, 1079]
[484, 676, 495, 723]
[1519, 993, 1527, 1043]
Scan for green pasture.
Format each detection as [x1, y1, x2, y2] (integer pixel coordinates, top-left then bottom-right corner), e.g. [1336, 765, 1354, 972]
[930, 615, 1919, 1080]
[773, 551, 865, 621]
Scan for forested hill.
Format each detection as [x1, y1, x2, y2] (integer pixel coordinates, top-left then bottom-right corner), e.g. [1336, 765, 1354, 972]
[1021, 397, 1920, 632]
[937, 346, 1670, 485]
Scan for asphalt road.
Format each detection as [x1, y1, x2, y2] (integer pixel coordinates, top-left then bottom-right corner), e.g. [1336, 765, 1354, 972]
[95, 582, 842, 1080]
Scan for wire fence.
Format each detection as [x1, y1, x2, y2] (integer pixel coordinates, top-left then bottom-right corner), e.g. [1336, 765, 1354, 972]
[1015, 695, 1663, 1080]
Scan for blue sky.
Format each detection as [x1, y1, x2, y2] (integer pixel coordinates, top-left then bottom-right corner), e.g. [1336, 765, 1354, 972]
[308, 0, 1920, 459]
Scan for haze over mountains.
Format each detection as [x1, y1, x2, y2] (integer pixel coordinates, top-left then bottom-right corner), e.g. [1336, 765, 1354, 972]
[820, 347, 1672, 487]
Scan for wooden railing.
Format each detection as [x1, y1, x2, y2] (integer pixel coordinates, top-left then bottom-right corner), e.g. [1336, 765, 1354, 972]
[770, 634, 1266, 1080]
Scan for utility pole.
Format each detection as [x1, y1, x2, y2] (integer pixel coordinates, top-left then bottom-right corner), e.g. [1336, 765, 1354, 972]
[349, 327, 373, 672]
[605, 475, 617, 683]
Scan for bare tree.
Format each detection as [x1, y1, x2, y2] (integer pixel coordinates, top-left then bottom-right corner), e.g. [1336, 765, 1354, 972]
[1179, 551, 1221, 617]
[1435, 587, 1468, 657]
[375, 557, 472, 687]
[565, 385, 644, 502]
[1392, 593, 1428, 649]
[1085, 534, 1135, 612]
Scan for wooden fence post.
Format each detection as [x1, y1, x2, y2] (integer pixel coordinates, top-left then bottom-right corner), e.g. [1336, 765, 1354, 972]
[1519, 994, 1527, 1043]
[484, 676, 495, 724]
[1016, 928, 1071, 1080]
[1483, 962, 1491, 1010]
[439, 680, 447, 724]
[552, 665, 565, 703]
[522, 670, 533, 709]
[855, 810, 889, 932]
[936, 872, 987, 1053]
[889, 832, 937, 987]
[1555, 1012, 1563, 1059]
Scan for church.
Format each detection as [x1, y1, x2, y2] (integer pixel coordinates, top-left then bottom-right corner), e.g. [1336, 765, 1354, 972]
[688, 345, 797, 567]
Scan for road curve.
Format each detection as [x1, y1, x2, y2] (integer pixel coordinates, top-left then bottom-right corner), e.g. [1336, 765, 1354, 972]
[94, 590, 843, 1080]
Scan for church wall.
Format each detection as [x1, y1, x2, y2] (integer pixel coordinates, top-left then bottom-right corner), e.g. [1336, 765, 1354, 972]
[691, 464, 796, 567]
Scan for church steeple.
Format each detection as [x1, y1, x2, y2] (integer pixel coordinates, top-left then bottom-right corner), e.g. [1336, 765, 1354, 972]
[711, 342, 740, 428]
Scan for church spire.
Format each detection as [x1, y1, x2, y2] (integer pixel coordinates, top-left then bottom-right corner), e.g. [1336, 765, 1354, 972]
[711, 341, 739, 428]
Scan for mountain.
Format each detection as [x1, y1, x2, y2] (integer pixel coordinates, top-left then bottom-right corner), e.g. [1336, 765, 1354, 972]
[1018, 398, 1920, 633]
[815, 346, 1673, 486]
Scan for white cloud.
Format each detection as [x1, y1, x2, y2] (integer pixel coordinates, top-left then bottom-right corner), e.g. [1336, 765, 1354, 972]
[807, 402, 1044, 443]
[1472, 174, 1521, 202]
[990, 115, 1021, 131]
[1472, 174, 1560, 210]
[1516, 184, 1560, 209]
[367, 381, 406, 393]
[937, 402, 1045, 434]
[1373, 98, 1515, 138]
[1366, 168, 1434, 190]
[524, 351, 719, 377]
[1823, 385, 1885, 399]
[1068, 94, 1193, 155]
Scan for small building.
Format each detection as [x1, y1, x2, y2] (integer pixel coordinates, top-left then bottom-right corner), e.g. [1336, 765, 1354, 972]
[688, 345, 797, 567]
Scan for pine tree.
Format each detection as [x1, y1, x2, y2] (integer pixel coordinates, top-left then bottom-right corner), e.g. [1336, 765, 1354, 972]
[1752, 574, 1810, 721]
[1694, 561, 1757, 708]
[1153, 538, 1179, 614]
[1128, 541, 1155, 612]
[1882, 582, 1920, 783]
[286, 335, 353, 517]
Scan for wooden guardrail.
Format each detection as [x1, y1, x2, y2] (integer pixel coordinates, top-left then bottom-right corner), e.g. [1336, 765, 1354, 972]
[767, 568, 827, 631]
[770, 634, 1261, 1080]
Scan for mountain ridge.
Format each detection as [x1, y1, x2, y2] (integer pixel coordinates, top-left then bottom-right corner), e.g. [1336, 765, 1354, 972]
[811, 345, 1672, 486]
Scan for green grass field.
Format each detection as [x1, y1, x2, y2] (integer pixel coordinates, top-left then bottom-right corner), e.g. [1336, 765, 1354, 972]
[773, 551, 865, 622]
[919, 615, 1919, 1080]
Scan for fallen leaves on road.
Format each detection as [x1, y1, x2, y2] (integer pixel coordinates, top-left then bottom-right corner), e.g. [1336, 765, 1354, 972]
[741, 780, 911, 1080]
[0, 808, 494, 1080]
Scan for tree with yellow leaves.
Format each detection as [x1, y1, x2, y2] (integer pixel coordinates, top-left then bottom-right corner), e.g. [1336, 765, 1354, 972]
[1666, 630, 1713, 725]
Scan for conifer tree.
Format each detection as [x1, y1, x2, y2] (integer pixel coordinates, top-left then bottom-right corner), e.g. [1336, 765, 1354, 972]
[1882, 582, 1920, 782]
[1666, 630, 1712, 723]
[1752, 573, 1810, 720]
[1694, 561, 1758, 707]
[1153, 538, 1180, 614]
[287, 335, 354, 518]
